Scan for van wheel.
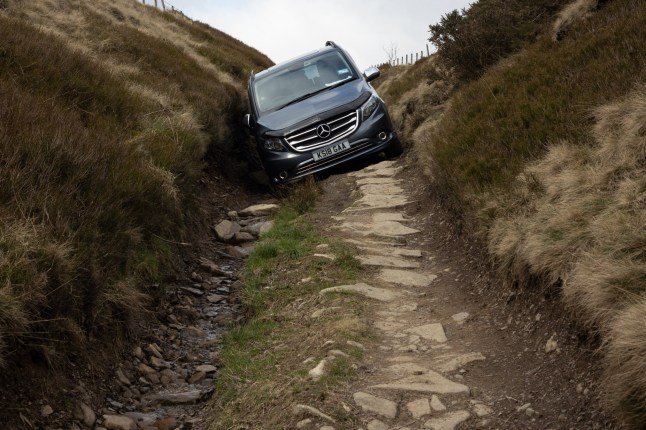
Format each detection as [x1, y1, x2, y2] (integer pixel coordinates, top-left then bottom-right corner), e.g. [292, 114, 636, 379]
[384, 138, 403, 158]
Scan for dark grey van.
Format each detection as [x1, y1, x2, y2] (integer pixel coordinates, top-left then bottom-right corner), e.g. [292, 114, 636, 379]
[244, 41, 401, 184]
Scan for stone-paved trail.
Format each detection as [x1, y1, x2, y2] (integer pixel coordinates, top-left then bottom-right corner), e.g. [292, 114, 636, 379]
[307, 160, 493, 430]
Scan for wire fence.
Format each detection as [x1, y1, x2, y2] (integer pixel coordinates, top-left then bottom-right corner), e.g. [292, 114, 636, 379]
[138, 2, 431, 69]
[372, 44, 434, 69]
[138, 0, 181, 13]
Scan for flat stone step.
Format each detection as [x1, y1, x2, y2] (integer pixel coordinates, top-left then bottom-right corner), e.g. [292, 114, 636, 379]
[359, 184, 406, 195]
[423, 410, 470, 430]
[339, 220, 420, 238]
[319, 283, 401, 302]
[378, 269, 437, 286]
[349, 166, 402, 178]
[358, 255, 420, 269]
[353, 392, 398, 419]
[405, 323, 447, 343]
[348, 194, 411, 211]
[360, 246, 422, 258]
[433, 352, 486, 373]
[373, 371, 469, 394]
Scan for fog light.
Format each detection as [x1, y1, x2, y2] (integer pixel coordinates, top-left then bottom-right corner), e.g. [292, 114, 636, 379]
[278, 171, 288, 180]
[378, 131, 388, 141]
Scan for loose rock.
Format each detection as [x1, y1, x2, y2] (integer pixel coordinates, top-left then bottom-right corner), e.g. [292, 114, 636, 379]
[147, 390, 202, 405]
[352, 392, 397, 419]
[213, 220, 241, 242]
[367, 419, 389, 430]
[102, 414, 137, 430]
[423, 410, 470, 430]
[545, 334, 559, 353]
[430, 395, 447, 412]
[292, 404, 336, 423]
[239, 203, 279, 217]
[407, 398, 431, 419]
[308, 359, 328, 381]
[296, 418, 312, 428]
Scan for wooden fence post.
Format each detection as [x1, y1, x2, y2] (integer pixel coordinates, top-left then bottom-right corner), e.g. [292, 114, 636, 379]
[154, 0, 158, 7]
[161, 0, 166, 10]
[426, 44, 430, 56]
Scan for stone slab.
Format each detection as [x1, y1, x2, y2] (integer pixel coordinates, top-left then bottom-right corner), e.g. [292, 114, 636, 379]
[238, 203, 279, 217]
[367, 420, 389, 430]
[358, 246, 422, 258]
[405, 323, 447, 343]
[379, 269, 437, 286]
[407, 398, 431, 419]
[373, 371, 469, 394]
[350, 194, 411, 211]
[360, 184, 406, 195]
[434, 352, 486, 373]
[319, 283, 401, 302]
[430, 395, 446, 412]
[339, 221, 419, 238]
[359, 255, 420, 269]
[423, 410, 470, 430]
[349, 166, 401, 177]
[373, 212, 408, 222]
[353, 392, 398, 419]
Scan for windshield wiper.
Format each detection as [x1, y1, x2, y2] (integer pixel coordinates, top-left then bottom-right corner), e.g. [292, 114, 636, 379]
[275, 77, 353, 111]
[276, 87, 328, 111]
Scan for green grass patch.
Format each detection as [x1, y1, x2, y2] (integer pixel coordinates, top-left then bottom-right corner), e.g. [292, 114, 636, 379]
[209, 191, 370, 429]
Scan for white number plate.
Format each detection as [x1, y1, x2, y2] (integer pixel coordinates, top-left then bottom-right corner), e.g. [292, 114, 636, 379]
[312, 140, 351, 161]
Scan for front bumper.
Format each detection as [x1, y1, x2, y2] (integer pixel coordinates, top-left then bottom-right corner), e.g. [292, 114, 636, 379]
[258, 107, 398, 183]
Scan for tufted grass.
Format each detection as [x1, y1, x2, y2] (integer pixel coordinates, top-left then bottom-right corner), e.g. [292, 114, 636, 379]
[0, 0, 271, 369]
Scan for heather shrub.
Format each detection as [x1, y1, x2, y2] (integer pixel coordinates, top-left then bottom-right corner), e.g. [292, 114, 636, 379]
[429, 0, 568, 82]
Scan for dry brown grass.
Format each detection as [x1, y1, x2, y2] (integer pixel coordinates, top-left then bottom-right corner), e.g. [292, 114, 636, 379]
[376, 56, 455, 151]
[552, 0, 598, 41]
[488, 87, 646, 423]
[380, 0, 646, 424]
[0, 0, 271, 369]
[605, 298, 646, 426]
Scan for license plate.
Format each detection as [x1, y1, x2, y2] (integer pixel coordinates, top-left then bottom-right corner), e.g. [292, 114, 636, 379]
[312, 140, 351, 161]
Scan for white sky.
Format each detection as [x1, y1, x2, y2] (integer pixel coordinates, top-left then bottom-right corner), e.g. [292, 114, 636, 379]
[163, 0, 473, 71]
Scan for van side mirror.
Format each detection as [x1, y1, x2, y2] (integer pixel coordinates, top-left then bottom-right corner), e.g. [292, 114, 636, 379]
[363, 66, 381, 82]
[243, 114, 255, 129]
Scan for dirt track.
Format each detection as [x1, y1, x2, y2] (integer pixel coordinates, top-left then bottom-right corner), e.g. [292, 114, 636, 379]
[296, 155, 617, 429]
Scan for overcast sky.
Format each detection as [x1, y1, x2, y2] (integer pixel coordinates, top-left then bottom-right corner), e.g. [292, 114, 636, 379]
[163, 0, 474, 71]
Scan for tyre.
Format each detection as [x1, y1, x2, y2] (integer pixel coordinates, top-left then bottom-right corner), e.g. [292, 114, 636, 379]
[384, 138, 403, 158]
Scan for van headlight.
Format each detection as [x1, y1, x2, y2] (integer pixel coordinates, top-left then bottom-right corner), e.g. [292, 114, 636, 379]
[361, 95, 379, 121]
[262, 137, 287, 152]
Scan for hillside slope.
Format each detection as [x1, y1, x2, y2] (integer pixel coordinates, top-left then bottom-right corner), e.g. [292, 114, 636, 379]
[0, 0, 271, 372]
[380, 0, 646, 425]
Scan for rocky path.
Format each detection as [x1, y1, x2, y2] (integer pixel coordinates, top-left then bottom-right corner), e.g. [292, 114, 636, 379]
[301, 160, 491, 430]
[27, 158, 613, 430]
[289, 159, 613, 430]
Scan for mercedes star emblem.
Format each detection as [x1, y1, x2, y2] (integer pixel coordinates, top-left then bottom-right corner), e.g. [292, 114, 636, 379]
[316, 123, 332, 139]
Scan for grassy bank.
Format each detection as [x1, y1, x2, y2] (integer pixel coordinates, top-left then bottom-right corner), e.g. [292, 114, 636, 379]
[395, 0, 646, 424]
[208, 182, 371, 429]
[0, 0, 271, 369]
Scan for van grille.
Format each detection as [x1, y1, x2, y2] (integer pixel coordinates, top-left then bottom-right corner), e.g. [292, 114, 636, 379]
[284, 110, 358, 152]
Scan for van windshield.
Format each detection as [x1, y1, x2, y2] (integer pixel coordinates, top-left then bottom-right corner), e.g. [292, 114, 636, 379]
[253, 50, 356, 114]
